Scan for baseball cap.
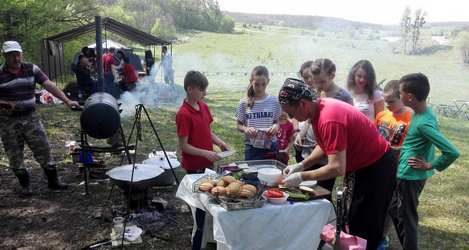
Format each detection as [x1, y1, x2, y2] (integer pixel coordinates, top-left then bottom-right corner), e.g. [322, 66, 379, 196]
[278, 78, 317, 105]
[2, 41, 23, 53]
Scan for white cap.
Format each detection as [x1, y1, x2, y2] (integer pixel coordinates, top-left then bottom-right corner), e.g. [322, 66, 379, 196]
[2, 41, 22, 53]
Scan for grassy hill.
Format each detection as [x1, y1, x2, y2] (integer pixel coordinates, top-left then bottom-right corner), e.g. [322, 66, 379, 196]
[224, 11, 389, 31]
[170, 25, 469, 104]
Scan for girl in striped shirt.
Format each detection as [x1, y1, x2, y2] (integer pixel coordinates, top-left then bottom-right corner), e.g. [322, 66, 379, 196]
[236, 65, 281, 160]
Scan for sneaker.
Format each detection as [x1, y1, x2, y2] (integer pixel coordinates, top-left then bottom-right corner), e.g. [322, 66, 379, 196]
[377, 236, 390, 250]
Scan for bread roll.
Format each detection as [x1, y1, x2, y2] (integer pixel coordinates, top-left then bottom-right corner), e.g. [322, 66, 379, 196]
[217, 179, 227, 187]
[226, 182, 242, 197]
[241, 184, 257, 193]
[222, 176, 236, 184]
[199, 182, 214, 192]
[239, 189, 256, 199]
[211, 186, 226, 196]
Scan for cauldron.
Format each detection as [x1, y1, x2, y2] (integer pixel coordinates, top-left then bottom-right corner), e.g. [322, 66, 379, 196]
[106, 164, 164, 192]
[80, 92, 120, 139]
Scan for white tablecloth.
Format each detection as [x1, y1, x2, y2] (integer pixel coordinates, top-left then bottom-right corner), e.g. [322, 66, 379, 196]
[176, 174, 336, 250]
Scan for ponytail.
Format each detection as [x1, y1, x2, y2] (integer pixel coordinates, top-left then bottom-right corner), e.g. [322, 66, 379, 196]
[247, 65, 269, 109]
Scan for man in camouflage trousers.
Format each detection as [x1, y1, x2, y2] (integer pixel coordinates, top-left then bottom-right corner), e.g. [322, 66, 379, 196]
[0, 41, 79, 196]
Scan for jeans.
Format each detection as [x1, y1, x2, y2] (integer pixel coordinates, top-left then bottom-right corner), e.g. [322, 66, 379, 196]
[244, 142, 277, 161]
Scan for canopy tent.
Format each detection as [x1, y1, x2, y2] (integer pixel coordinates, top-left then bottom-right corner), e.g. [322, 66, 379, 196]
[41, 17, 171, 82]
[88, 39, 128, 49]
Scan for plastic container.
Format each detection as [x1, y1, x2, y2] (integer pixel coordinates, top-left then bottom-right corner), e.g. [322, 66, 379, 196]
[257, 168, 282, 186]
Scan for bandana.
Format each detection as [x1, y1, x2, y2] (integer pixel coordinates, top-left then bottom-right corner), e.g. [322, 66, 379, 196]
[278, 78, 317, 105]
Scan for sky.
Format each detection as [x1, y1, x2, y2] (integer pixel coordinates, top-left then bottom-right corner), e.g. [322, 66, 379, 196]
[216, 0, 469, 25]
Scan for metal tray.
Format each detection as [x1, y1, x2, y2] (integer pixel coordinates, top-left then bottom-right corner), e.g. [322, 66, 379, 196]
[233, 159, 286, 172]
[192, 174, 267, 210]
[192, 174, 220, 193]
[210, 195, 266, 211]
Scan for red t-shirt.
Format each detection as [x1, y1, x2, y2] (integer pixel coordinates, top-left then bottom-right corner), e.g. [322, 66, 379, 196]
[122, 63, 138, 84]
[277, 121, 294, 150]
[102, 53, 114, 73]
[312, 98, 390, 172]
[176, 100, 214, 171]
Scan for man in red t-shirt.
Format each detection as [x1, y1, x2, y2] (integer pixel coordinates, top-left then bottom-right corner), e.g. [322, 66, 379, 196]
[278, 78, 397, 250]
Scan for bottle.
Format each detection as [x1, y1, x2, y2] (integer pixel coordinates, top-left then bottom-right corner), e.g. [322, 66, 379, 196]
[391, 124, 406, 146]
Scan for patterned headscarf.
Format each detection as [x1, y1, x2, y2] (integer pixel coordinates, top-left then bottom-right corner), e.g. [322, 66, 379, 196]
[278, 78, 317, 105]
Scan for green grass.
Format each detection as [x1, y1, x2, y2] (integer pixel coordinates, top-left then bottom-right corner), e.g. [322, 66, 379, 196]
[171, 25, 469, 104]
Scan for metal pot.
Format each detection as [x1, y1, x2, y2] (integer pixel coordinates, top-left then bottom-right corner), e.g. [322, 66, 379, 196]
[142, 156, 180, 186]
[106, 164, 164, 192]
[80, 92, 120, 139]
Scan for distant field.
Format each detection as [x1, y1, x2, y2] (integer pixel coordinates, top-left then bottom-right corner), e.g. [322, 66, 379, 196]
[170, 25, 469, 104]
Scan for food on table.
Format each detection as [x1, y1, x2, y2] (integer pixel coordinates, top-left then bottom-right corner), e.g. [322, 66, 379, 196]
[265, 188, 284, 198]
[285, 190, 310, 201]
[239, 184, 257, 198]
[211, 186, 227, 196]
[241, 184, 257, 193]
[239, 188, 256, 198]
[222, 176, 237, 184]
[299, 186, 318, 195]
[198, 176, 261, 200]
[226, 182, 242, 197]
[199, 181, 214, 192]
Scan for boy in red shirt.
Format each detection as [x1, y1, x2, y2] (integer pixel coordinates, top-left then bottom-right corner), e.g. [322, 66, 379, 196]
[176, 70, 229, 173]
[176, 70, 230, 250]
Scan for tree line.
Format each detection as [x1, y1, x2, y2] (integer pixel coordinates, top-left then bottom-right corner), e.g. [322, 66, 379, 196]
[100, 0, 234, 38]
[1, 0, 234, 64]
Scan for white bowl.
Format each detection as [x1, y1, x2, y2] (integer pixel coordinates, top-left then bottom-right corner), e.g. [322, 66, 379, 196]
[257, 168, 282, 186]
[262, 191, 289, 204]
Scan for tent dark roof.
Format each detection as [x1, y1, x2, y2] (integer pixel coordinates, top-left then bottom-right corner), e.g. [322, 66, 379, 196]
[45, 17, 170, 46]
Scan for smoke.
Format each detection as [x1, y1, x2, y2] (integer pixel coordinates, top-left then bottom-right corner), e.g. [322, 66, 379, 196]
[118, 66, 185, 117]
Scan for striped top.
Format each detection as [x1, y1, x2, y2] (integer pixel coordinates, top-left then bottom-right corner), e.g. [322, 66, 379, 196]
[236, 95, 281, 143]
[0, 63, 48, 111]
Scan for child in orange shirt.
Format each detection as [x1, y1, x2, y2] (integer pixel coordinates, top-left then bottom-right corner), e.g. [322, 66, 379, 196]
[375, 80, 413, 149]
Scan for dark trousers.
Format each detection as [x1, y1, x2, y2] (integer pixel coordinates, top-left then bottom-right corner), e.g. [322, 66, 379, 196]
[348, 150, 397, 250]
[244, 143, 277, 161]
[191, 208, 206, 250]
[186, 169, 207, 250]
[294, 148, 303, 163]
[389, 178, 426, 250]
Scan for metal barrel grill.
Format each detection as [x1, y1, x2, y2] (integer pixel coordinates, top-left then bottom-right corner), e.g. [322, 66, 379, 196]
[80, 92, 121, 139]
